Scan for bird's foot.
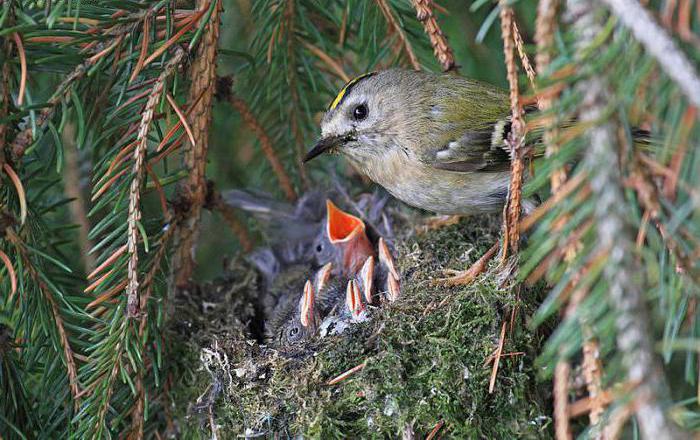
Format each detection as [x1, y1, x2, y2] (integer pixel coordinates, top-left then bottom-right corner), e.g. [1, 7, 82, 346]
[416, 215, 461, 234]
[434, 242, 499, 287]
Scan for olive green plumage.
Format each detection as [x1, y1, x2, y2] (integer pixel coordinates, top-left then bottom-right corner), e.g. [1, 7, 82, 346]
[305, 68, 516, 215]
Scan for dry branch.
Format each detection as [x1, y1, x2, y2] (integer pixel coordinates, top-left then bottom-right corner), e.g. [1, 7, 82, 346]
[411, 0, 457, 72]
[6, 229, 81, 409]
[499, 3, 527, 257]
[554, 361, 572, 440]
[170, 0, 222, 289]
[126, 47, 186, 317]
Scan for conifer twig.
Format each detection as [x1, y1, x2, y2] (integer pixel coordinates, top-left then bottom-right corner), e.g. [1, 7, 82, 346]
[126, 47, 186, 317]
[376, 0, 421, 70]
[170, 0, 222, 288]
[411, 0, 457, 72]
[301, 41, 350, 82]
[554, 361, 572, 440]
[600, 0, 700, 109]
[499, 3, 526, 258]
[6, 229, 81, 409]
[572, 1, 691, 437]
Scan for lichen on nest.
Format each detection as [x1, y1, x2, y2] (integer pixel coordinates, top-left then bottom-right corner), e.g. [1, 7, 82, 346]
[170, 214, 553, 438]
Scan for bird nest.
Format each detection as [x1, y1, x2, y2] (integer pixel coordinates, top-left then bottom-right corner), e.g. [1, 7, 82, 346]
[169, 213, 553, 438]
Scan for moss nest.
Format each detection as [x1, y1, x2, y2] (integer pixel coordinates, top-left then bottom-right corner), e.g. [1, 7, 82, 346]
[171, 214, 553, 438]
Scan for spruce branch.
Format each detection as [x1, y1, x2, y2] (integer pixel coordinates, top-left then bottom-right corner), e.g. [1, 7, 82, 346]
[6, 228, 81, 410]
[499, 3, 527, 258]
[126, 46, 186, 317]
[571, 1, 691, 437]
[599, 0, 700, 109]
[170, 0, 222, 288]
[411, 0, 457, 72]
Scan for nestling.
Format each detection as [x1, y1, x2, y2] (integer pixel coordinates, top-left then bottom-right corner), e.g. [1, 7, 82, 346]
[304, 68, 520, 215]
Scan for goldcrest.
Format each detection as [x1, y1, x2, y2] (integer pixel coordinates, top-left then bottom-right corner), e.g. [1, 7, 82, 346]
[304, 68, 524, 215]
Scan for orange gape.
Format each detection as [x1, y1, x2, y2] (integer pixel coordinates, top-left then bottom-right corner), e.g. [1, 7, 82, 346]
[325, 200, 375, 275]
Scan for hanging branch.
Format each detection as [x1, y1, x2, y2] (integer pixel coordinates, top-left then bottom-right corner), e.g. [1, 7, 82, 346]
[129, 224, 177, 438]
[411, 0, 457, 72]
[570, 1, 690, 437]
[599, 0, 700, 109]
[6, 229, 81, 409]
[126, 46, 186, 317]
[170, 0, 222, 289]
[499, 3, 527, 258]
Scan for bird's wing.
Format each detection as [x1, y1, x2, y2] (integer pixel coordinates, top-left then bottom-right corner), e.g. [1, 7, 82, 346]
[416, 76, 515, 173]
[429, 120, 513, 173]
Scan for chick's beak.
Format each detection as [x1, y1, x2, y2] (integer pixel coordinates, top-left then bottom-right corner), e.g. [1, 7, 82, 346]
[303, 134, 351, 163]
[326, 200, 375, 274]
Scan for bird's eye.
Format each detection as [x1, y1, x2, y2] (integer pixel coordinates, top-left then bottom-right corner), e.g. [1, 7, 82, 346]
[287, 326, 300, 339]
[316, 244, 323, 253]
[352, 104, 368, 121]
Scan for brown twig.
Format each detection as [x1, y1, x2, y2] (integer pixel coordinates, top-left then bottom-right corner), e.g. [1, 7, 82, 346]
[170, 0, 222, 289]
[425, 419, 445, 440]
[6, 229, 81, 409]
[499, 3, 527, 259]
[568, 389, 615, 418]
[411, 0, 457, 72]
[488, 322, 507, 394]
[129, 224, 177, 438]
[554, 361, 572, 440]
[301, 40, 350, 82]
[126, 46, 186, 317]
[223, 89, 297, 201]
[512, 21, 536, 89]
[9, 28, 136, 162]
[436, 242, 498, 286]
[582, 339, 605, 425]
[0, 250, 17, 299]
[376, 0, 421, 70]
[327, 360, 367, 385]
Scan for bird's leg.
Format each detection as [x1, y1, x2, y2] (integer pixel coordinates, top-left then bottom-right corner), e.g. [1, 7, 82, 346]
[378, 238, 401, 302]
[416, 215, 461, 234]
[436, 242, 499, 286]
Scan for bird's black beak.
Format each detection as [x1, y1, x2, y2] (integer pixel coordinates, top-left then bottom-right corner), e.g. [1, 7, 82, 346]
[303, 134, 351, 163]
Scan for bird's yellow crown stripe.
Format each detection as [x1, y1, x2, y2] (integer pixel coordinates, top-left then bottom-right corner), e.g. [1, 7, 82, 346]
[328, 72, 376, 111]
